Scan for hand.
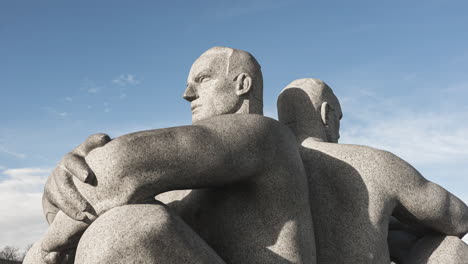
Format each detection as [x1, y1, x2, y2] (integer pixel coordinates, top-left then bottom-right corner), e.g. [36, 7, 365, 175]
[43, 133, 111, 223]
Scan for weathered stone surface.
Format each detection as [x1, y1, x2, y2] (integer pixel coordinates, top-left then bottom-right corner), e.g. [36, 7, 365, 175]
[27, 49, 467, 264]
[277, 78, 468, 264]
[75, 203, 224, 264]
[36, 47, 316, 264]
[23, 240, 74, 264]
[405, 235, 468, 264]
[23, 242, 46, 264]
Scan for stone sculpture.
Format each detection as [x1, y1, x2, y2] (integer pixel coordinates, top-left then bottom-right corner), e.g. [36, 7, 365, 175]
[25, 47, 316, 264]
[277, 78, 468, 263]
[24, 48, 468, 264]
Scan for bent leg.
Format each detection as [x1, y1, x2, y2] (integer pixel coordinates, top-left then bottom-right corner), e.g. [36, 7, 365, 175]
[41, 211, 88, 264]
[24, 241, 47, 264]
[75, 203, 225, 264]
[404, 235, 468, 264]
[24, 240, 75, 264]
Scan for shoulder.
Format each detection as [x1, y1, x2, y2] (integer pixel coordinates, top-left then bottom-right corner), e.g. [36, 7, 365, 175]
[317, 142, 413, 175]
[195, 114, 291, 139]
[195, 114, 280, 128]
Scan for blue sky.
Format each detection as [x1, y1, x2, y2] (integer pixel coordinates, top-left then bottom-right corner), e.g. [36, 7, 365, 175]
[1, 0, 468, 250]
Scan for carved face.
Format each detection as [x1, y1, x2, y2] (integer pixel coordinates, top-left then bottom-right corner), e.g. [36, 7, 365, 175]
[184, 53, 241, 123]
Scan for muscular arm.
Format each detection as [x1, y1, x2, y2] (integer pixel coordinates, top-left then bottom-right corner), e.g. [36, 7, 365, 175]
[387, 152, 468, 237]
[78, 114, 292, 213]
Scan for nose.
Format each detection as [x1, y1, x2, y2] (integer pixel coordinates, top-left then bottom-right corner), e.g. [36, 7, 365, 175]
[183, 83, 197, 102]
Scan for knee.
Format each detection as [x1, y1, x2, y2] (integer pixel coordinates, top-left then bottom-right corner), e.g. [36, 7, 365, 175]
[405, 235, 468, 264]
[75, 203, 176, 264]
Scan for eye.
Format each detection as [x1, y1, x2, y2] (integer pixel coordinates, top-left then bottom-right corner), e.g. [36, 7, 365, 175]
[198, 76, 210, 83]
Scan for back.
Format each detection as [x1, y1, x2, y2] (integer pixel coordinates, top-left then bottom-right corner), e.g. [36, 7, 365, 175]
[301, 139, 396, 264]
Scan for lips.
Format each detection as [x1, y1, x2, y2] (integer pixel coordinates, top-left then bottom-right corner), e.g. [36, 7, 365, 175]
[191, 104, 201, 112]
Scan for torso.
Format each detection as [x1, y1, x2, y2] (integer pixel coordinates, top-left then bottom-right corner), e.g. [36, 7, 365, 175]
[301, 139, 396, 264]
[160, 158, 316, 264]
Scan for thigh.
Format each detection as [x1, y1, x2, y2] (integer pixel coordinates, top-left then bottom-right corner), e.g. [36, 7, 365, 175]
[404, 235, 468, 264]
[75, 203, 225, 264]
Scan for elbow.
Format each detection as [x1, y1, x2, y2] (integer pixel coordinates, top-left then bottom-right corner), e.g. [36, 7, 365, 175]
[447, 197, 468, 237]
[456, 214, 468, 237]
[86, 137, 132, 181]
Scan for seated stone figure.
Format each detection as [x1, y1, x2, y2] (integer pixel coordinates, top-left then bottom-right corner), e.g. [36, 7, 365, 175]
[25, 47, 316, 264]
[277, 78, 468, 264]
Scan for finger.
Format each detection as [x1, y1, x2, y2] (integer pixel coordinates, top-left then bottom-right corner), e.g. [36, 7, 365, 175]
[53, 166, 97, 220]
[42, 194, 59, 225]
[42, 211, 88, 254]
[73, 133, 111, 156]
[62, 153, 91, 183]
[43, 174, 85, 222]
[42, 251, 61, 264]
[68, 133, 111, 184]
[45, 167, 89, 221]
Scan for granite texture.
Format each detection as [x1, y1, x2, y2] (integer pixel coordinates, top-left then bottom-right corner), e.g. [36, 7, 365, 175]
[25, 50, 468, 264]
[75, 203, 224, 264]
[405, 235, 468, 264]
[29, 47, 316, 264]
[277, 78, 468, 264]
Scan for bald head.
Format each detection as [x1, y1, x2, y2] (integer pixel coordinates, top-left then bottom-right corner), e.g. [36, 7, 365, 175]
[201, 47, 263, 104]
[184, 47, 263, 122]
[277, 78, 342, 143]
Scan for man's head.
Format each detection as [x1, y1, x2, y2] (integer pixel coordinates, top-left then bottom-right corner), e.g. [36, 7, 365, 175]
[184, 47, 263, 123]
[277, 78, 342, 143]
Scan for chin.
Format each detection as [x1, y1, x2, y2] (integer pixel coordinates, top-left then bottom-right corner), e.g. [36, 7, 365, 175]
[191, 113, 207, 123]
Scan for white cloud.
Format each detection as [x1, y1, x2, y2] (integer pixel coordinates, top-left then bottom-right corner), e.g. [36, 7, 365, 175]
[103, 102, 111, 113]
[340, 111, 468, 166]
[87, 87, 99, 94]
[112, 74, 140, 86]
[0, 168, 50, 250]
[81, 78, 102, 94]
[339, 91, 468, 167]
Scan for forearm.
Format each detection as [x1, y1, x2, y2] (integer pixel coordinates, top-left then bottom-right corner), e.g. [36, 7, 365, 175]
[85, 115, 277, 200]
[397, 181, 468, 236]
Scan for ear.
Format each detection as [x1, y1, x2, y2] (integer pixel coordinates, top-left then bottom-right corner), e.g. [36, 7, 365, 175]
[320, 102, 329, 125]
[234, 73, 252, 96]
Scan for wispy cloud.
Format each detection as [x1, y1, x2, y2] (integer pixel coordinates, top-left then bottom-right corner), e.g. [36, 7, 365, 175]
[0, 167, 50, 250]
[339, 94, 468, 166]
[103, 102, 111, 113]
[43, 107, 69, 119]
[441, 81, 468, 94]
[81, 78, 103, 94]
[0, 145, 26, 159]
[112, 74, 140, 86]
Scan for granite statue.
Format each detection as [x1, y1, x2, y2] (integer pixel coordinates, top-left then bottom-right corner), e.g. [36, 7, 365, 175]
[277, 78, 468, 263]
[24, 48, 468, 264]
[25, 47, 316, 264]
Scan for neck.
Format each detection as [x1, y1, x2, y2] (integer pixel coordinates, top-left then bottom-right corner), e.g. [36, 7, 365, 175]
[287, 120, 328, 144]
[236, 98, 263, 115]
